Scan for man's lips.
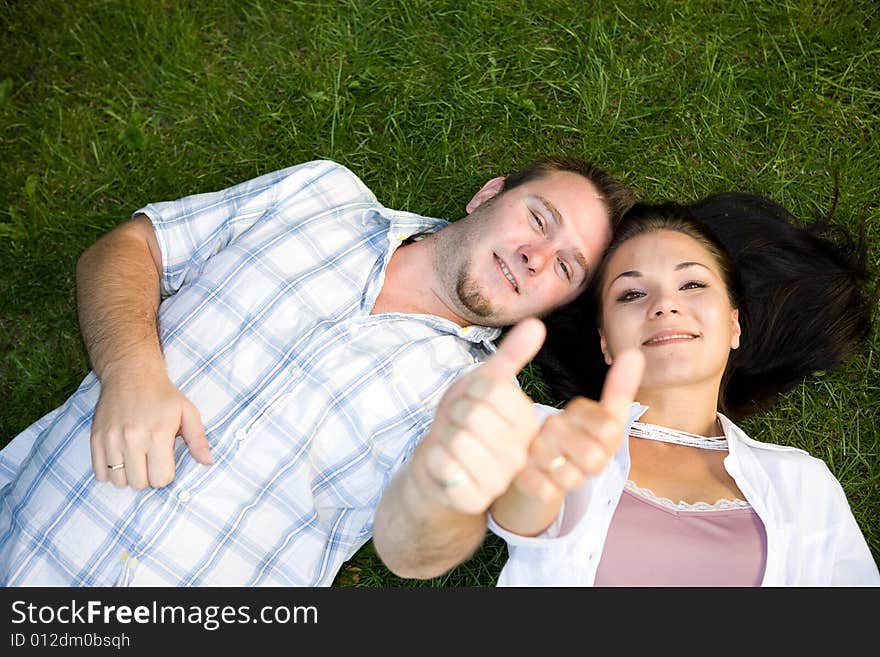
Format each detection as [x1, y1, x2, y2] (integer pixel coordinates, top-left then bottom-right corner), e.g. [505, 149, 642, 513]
[642, 330, 700, 346]
[494, 254, 519, 293]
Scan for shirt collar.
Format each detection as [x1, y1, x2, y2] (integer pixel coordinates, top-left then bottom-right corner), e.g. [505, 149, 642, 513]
[367, 207, 503, 346]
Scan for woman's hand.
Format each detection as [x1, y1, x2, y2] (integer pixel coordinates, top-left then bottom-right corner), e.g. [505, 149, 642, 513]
[512, 349, 645, 501]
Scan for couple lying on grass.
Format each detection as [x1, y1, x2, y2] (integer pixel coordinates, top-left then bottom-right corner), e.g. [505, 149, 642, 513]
[1, 157, 876, 586]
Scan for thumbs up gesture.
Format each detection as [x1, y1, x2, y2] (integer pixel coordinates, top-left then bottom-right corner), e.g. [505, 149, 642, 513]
[414, 318, 547, 515]
[510, 348, 645, 503]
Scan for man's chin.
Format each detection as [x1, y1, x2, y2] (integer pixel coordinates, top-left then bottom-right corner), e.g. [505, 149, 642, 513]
[456, 283, 495, 320]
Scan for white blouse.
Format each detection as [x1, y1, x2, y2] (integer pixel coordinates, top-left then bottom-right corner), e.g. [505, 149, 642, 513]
[489, 403, 880, 587]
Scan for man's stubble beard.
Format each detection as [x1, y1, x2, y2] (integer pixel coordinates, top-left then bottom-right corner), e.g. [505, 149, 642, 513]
[455, 263, 495, 319]
[433, 193, 516, 325]
[444, 198, 503, 322]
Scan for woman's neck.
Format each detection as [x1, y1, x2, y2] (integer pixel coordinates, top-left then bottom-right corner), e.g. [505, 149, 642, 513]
[635, 383, 721, 436]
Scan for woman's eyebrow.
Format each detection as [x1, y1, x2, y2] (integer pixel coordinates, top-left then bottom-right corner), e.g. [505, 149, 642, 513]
[608, 270, 642, 286]
[675, 261, 711, 271]
[608, 261, 712, 286]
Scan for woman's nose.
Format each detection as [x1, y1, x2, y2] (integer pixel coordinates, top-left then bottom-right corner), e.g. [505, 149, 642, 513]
[650, 294, 679, 316]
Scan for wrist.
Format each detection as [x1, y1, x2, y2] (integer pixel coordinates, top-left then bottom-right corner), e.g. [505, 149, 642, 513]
[98, 348, 167, 387]
[399, 455, 479, 526]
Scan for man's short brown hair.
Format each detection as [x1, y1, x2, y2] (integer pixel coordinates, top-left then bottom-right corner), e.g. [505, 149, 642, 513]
[501, 155, 636, 228]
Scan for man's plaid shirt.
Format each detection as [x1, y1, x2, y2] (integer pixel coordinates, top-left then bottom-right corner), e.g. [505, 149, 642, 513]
[0, 160, 499, 585]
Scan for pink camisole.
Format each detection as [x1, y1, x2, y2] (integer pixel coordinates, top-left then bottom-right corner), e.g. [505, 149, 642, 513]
[594, 481, 767, 586]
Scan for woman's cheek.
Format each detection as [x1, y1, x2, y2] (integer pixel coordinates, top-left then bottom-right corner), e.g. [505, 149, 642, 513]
[604, 308, 637, 354]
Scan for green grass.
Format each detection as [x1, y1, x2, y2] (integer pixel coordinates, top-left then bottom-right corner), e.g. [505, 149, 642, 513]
[1, 0, 878, 586]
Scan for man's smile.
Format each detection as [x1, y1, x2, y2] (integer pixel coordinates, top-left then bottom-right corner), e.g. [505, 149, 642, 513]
[495, 254, 519, 293]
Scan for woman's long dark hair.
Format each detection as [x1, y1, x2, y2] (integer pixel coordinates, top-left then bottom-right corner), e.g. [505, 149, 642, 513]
[536, 192, 874, 419]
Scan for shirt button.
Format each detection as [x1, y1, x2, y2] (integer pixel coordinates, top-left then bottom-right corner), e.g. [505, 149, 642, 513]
[607, 499, 613, 507]
[178, 489, 191, 503]
[127, 556, 139, 570]
[235, 429, 247, 441]
[119, 549, 130, 563]
[588, 553, 594, 561]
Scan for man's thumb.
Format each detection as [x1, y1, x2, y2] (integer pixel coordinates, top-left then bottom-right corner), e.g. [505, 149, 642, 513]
[599, 349, 645, 421]
[483, 317, 546, 379]
[180, 402, 213, 465]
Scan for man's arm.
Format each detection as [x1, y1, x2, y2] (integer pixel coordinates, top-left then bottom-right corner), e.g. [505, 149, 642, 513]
[77, 215, 164, 386]
[372, 319, 545, 579]
[373, 452, 489, 579]
[76, 214, 212, 489]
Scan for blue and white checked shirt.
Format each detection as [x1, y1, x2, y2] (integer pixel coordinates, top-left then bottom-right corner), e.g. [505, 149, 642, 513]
[0, 160, 500, 586]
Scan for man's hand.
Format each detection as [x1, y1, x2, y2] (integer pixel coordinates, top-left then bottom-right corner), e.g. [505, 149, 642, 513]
[411, 318, 546, 515]
[90, 368, 213, 489]
[511, 348, 645, 501]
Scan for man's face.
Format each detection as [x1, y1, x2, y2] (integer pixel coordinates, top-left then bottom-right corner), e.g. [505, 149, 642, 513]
[438, 170, 612, 327]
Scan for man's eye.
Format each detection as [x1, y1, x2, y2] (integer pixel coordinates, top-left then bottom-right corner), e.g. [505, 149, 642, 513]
[531, 212, 545, 231]
[559, 259, 571, 281]
[617, 290, 645, 302]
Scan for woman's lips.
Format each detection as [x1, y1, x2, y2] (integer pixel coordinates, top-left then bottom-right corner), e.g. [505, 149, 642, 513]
[642, 332, 699, 346]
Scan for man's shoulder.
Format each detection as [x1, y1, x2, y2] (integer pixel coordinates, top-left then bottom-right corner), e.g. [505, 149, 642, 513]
[269, 159, 379, 207]
[296, 159, 358, 177]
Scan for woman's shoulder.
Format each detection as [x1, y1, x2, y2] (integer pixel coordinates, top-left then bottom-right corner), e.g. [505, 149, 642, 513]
[723, 415, 838, 482]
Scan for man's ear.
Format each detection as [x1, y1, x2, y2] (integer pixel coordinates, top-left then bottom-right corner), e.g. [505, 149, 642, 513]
[598, 328, 612, 366]
[466, 176, 506, 213]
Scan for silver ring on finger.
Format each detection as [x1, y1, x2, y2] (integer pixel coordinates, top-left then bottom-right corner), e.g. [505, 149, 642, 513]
[548, 455, 567, 472]
[440, 473, 465, 490]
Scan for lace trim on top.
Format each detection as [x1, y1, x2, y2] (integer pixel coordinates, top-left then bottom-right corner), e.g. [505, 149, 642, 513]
[624, 480, 751, 512]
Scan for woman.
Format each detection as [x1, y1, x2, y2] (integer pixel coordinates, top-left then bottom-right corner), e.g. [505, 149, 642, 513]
[487, 193, 879, 586]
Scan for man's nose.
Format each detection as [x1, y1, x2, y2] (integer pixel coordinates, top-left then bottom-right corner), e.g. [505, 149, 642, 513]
[518, 243, 554, 274]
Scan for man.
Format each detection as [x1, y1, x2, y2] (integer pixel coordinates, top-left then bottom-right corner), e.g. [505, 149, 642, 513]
[0, 156, 633, 586]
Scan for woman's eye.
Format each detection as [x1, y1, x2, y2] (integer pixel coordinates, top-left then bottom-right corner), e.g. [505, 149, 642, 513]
[531, 212, 545, 231]
[616, 290, 645, 302]
[681, 281, 707, 290]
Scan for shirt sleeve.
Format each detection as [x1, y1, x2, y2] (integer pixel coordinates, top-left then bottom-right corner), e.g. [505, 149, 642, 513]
[488, 499, 567, 543]
[134, 160, 377, 298]
[825, 471, 880, 585]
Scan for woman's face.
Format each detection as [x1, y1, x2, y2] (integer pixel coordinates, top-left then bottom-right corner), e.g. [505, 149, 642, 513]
[599, 229, 741, 392]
